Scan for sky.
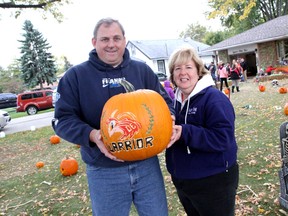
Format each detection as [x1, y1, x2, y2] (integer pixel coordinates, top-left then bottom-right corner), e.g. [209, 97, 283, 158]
[0, 0, 222, 69]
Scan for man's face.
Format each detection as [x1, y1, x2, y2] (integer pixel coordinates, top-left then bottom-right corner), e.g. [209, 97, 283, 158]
[92, 23, 126, 67]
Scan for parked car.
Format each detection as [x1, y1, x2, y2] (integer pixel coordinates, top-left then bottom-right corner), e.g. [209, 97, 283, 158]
[0, 93, 17, 109]
[52, 87, 58, 107]
[154, 71, 168, 82]
[0, 110, 11, 130]
[16, 89, 54, 115]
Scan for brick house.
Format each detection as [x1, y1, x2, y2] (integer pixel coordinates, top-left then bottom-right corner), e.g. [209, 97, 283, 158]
[202, 15, 288, 77]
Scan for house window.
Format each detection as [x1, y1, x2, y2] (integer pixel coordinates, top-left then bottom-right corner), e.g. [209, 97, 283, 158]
[284, 39, 288, 60]
[277, 40, 288, 64]
[157, 60, 166, 74]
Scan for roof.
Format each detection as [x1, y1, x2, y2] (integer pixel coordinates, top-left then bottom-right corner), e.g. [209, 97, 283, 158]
[127, 38, 212, 60]
[203, 15, 288, 52]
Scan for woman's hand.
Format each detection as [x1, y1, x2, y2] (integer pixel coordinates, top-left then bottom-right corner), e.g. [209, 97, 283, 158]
[167, 125, 182, 148]
[90, 129, 124, 162]
[167, 115, 182, 148]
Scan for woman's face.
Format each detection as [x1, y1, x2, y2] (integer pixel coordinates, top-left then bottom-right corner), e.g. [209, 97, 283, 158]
[173, 60, 199, 96]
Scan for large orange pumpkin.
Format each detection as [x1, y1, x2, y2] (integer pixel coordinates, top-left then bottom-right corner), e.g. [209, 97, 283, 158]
[284, 103, 288, 116]
[259, 85, 266, 92]
[279, 87, 288, 94]
[50, 135, 61, 144]
[100, 80, 173, 161]
[60, 157, 78, 176]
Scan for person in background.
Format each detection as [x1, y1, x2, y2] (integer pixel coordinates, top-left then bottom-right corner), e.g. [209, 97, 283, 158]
[240, 58, 248, 81]
[230, 59, 241, 93]
[52, 17, 175, 216]
[266, 65, 276, 75]
[208, 61, 217, 87]
[166, 47, 239, 216]
[217, 61, 229, 92]
[164, 80, 175, 100]
[226, 62, 231, 75]
[237, 58, 244, 82]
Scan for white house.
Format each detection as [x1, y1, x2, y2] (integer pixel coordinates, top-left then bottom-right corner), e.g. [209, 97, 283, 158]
[126, 38, 214, 78]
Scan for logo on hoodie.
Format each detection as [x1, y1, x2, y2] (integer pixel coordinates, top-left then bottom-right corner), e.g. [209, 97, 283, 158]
[188, 107, 198, 115]
[102, 77, 125, 88]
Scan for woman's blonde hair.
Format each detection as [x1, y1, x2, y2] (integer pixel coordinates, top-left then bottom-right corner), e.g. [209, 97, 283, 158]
[168, 47, 208, 86]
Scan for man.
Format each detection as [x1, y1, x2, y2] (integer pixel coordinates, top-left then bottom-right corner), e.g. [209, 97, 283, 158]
[52, 18, 174, 216]
[240, 58, 248, 82]
[208, 61, 217, 86]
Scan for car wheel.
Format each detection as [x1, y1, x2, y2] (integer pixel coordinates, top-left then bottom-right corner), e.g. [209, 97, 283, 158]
[26, 106, 38, 115]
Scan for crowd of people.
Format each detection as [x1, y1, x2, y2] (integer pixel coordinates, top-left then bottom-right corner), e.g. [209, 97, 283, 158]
[208, 57, 248, 93]
[53, 17, 239, 216]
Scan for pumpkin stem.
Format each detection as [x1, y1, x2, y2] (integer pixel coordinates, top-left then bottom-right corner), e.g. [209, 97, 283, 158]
[119, 79, 135, 92]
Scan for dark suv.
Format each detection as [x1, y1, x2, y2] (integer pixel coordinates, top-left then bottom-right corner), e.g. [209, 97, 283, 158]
[0, 93, 17, 109]
[16, 89, 53, 115]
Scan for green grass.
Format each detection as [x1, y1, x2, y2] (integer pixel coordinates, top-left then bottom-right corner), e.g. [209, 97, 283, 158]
[1, 79, 288, 215]
[2, 107, 54, 119]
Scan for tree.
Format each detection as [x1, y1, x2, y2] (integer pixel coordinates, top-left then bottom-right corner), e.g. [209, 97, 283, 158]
[0, 0, 71, 22]
[0, 61, 25, 93]
[207, 0, 287, 31]
[203, 30, 232, 46]
[63, 56, 73, 71]
[178, 22, 233, 46]
[19, 20, 57, 89]
[179, 22, 209, 43]
[54, 55, 73, 75]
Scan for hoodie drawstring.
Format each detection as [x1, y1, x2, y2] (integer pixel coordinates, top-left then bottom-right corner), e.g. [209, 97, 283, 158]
[185, 99, 191, 154]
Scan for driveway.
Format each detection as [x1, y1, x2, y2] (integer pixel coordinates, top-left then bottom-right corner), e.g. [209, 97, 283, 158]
[2, 112, 54, 135]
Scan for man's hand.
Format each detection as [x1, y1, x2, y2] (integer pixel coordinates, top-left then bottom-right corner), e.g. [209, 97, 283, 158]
[90, 129, 124, 162]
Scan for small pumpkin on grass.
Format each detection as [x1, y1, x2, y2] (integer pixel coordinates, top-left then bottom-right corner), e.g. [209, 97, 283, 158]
[100, 80, 172, 161]
[50, 135, 61, 144]
[224, 88, 230, 95]
[60, 156, 78, 176]
[284, 103, 288, 116]
[36, 161, 44, 168]
[258, 84, 266, 92]
[279, 87, 287, 94]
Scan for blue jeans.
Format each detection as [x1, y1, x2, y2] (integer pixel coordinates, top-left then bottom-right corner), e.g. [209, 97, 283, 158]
[86, 156, 168, 216]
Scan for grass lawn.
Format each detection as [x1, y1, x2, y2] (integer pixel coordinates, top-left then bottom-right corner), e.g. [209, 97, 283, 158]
[3, 107, 54, 119]
[1, 78, 288, 215]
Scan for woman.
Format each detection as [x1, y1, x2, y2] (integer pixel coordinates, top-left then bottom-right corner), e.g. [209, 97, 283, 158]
[230, 59, 241, 93]
[166, 47, 239, 216]
[217, 61, 229, 92]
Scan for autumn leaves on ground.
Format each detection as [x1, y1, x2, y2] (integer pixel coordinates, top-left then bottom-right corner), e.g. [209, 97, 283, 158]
[1, 76, 288, 215]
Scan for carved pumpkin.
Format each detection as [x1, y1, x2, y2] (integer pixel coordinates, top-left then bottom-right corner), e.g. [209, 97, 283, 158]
[60, 156, 78, 176]
[279, 87, 288, 94]
[36, 161, 44, 168]
[50, 135, 61, 144]
[259, 85, 266, 92]
[100, 80, 173, 161]
[284, 103, 288, 116]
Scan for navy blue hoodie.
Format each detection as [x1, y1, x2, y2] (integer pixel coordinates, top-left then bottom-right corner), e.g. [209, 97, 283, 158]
[53, 48, 174, 167]
[165, 75, 238, 179]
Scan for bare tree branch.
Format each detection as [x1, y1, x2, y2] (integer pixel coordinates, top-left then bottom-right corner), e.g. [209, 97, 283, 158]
[0, 0, 61, 9]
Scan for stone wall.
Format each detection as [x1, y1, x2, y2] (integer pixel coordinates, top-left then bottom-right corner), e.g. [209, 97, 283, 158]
[258, 41, 278, 70]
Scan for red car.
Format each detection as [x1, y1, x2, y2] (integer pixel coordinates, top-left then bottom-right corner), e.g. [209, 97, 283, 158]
[16, 89, 53, 115]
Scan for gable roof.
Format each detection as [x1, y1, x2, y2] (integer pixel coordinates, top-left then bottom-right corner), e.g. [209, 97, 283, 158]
[204, 15, 288, 52]
[127, 38, 212, 60]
